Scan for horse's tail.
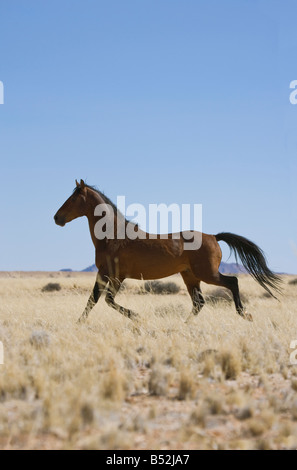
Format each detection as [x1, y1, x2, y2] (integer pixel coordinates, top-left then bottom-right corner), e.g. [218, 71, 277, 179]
[215, 232, 282, 298]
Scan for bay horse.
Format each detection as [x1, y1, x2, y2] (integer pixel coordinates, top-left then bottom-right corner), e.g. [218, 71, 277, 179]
[54, 179, 281, 323]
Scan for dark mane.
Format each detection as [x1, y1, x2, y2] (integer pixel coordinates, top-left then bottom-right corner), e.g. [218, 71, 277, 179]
[73, 184, 135, 226]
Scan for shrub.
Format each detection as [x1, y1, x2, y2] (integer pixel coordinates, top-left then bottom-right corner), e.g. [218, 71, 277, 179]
[206, 288, 248, 305]
[144, 280, 180, 295]
[41, 282, 61, 292]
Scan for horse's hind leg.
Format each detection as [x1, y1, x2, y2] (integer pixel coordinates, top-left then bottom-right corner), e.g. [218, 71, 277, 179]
[181, 271, 205, 321]
[77, 272, 106, 323]
[205, 272, 253, 322]
[105, 278, 139, 321]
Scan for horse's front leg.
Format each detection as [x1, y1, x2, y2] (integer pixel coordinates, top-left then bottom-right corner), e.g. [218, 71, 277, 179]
[77, 272, 107, 323]
[105, 279, 139, 321]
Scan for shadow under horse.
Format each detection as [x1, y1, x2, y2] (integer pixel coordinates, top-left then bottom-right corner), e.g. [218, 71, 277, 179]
[54, 180, 282, 323]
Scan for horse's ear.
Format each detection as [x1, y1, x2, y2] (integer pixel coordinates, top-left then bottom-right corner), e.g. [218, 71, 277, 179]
[75, 179, 80, 187]
[80, 179, 85, 189]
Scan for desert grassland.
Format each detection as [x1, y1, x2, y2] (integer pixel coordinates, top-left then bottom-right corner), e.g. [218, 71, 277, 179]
[0, 271, 297, 450]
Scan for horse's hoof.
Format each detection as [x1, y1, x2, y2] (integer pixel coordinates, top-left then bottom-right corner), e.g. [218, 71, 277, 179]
[185, 313, 195, 324]
[77, 316, 86, 324]
[129, 311, 139, 321]
[242, 312, 253, 322]
[132, 325, 142, 335]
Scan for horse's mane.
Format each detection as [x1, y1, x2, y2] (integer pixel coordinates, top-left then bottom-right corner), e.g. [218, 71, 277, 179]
[73, 184, 136, 226]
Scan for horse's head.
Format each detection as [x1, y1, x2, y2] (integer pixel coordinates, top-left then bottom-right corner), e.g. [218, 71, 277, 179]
[54, 179, 88, 226]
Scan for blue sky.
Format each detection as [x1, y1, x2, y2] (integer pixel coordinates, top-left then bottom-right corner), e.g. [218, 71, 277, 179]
[0, 0, 296, 272]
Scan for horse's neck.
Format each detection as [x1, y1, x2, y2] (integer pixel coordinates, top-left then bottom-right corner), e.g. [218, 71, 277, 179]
[85, 189, 117, 247]
[86, 189, 105, 214]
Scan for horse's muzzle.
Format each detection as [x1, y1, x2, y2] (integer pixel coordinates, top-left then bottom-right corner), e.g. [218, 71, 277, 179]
[54, 213, 65, 227]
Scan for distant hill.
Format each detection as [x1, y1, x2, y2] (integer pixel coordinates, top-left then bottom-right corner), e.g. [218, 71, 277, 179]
[81, 264, 98, 272]
[219, 262, 247, 274]
[62, 262, 247, 274]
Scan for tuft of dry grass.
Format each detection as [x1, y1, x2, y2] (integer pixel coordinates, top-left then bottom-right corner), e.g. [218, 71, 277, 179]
[247, 410, 275, 437]
[148, 365, 170, 396]
[291, 378, 297, 392]
[101, 365, 130, 402]
[219, 349, 242, 380]
[177, 370, 196, 400]
[29, 330, 51, 348]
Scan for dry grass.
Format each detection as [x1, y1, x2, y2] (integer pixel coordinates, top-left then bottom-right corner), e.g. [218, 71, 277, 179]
[0, 271, 297, 449]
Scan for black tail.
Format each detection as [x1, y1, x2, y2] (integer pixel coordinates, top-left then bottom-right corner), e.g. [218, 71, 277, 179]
[215, 232, 282, 298]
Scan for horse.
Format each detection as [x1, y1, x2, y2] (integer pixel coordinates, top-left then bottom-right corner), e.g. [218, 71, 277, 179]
[54, 179, 281, 323]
